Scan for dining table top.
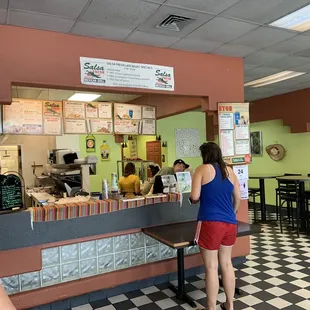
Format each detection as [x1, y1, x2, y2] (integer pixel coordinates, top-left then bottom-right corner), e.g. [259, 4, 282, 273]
[249, 175, 283, 179]
[276, 175, 310, 181]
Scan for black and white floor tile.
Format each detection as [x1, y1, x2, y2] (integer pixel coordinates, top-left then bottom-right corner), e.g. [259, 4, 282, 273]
[71, 210, 310, 310]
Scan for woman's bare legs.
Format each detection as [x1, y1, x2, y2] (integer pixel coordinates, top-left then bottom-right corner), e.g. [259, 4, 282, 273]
[200, 248, 219, 310]
[0, 285, 16, 309]
[219, 246, 235, 310]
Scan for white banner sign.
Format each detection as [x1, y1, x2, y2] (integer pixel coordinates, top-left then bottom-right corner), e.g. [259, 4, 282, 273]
[80, 57, 174, 91]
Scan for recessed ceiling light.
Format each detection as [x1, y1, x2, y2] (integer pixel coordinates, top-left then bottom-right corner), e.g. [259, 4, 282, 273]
[68, 93, 101, 102]
[244, 71, 306, 88]
[270, 4, 310, 32]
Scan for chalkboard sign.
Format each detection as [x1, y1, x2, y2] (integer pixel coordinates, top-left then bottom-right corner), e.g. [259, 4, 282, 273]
[0, 174, 23, 210]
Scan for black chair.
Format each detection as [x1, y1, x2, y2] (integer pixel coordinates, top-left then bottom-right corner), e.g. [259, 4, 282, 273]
[277, 179, 300, 237]
[276, 174, 301, 222]
[248, 187, 260, 223]
[303, 174, 310, 235]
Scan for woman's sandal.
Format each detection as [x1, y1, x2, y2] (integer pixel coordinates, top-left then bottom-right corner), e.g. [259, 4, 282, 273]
[220, 304, 227, 310]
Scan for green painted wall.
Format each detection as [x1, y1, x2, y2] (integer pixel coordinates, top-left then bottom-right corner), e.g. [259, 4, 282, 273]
[79, 111, 206, 192]
[249, 120, 310, 205]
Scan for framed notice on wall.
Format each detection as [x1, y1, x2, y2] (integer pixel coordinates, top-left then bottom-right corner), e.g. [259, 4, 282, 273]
[63, 101, 85, 119]
[43, 101, 62, 135]
[3, 99, 43, 135]
[218, 102, 251, 165]
[64, 119, 86, 134]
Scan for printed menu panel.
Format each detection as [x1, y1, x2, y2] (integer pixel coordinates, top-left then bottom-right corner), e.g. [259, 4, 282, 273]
[89, 119, 113, 134]
[85, 102, 98, 118]
[218, 102, 251, 165]
[114, 119, 140, 135]
[142, 119, 156, 135]
[44, 116, 62, 135]
[115, 103, 142, 120]
[3, 99, 43, 134]
[64, 119, 86, 134]
[43, 101, 62, 117]
[63, 101, 85, 119]
[143, 106, 156, 119]
[98, 102, 112, 119]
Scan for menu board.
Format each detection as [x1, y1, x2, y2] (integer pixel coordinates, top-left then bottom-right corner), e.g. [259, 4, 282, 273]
[0, 174, 23, 210]
[89, 119, 113, 134]
[115, 103, 142, 120]
[64, 119, 86, 134]
[85, 102, 98, 118]
[43, 101, 62, 135]
[143, 106, 156, 119]
[218, 103, 251, 165]
[142, 119, 156, 135]
[3, 99, 43, 135]
[98, 103, 112, 119]
[114, 119, 140, 135]
[63, 101, 85, 119]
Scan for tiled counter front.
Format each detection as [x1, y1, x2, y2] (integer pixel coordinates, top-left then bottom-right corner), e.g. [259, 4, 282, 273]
[1, 232, 199, 295]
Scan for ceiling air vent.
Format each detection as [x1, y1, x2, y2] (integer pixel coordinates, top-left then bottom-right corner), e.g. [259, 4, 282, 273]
[156, 14, 194, 32]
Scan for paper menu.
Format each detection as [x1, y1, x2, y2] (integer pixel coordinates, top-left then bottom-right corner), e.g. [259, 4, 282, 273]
[44, 116, 62, 135]
[85, 102, 98, 118]
[143, 106, 156, 119]
[64, 119, 86, 134]
[235, 140, 250, 155]
[64, 101, 85, 119]
[219, 113, 234, 130]
[142, 119, 156, 135]
[89, 119, 113, 134]
[115, 103, 142, 120]
[220, 130, 234, 157]
[98, 103, 112, 119]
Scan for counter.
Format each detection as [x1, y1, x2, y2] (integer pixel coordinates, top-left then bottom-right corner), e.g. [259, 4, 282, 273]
[0, 194, 250, 309]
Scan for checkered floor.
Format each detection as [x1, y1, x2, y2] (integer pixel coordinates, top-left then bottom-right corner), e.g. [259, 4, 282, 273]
[71, 209, 310, 310]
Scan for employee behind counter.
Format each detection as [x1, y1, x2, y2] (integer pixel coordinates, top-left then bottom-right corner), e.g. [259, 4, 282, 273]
[141, 159, 191, 196]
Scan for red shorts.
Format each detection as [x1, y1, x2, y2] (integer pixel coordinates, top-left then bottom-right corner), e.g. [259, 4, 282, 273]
[195, 221, 237, 250]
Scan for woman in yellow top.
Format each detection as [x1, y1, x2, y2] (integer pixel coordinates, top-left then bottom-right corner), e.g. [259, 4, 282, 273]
[118, 163, 140, 198]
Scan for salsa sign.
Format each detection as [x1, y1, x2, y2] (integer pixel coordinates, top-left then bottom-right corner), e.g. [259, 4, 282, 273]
[80, 57, 174, 91]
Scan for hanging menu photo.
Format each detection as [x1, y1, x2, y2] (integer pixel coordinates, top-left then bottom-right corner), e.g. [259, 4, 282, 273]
[218, 102, 251, 165]
[3, 99, 43, 134]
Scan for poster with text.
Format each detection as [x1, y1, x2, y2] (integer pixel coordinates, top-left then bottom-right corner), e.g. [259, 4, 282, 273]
[98, 102, 112, 119]
[3, 99, 43, 135]
[218, 102, 251, 165]
[63, 101, 85, 119]
[85, 102, 98, 118]
[114, 119, 140, 135]
[142, 119, 156, 135]
[89, 119, 113, 134]
[143, 106, 156, 119]
[44, 116, 62, 135]
[115, 103, 142, 120]
[43, 101, 62, 117]
[64, 119, 86, 134]
[80, 57, 174, 91]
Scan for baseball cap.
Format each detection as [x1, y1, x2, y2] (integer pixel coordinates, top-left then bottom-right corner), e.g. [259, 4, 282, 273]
[173, 159, 189, 169]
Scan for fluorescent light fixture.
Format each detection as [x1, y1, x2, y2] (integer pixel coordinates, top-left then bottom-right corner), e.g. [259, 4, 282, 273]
[244, 71, 306, 88]
[270, 4, 310, 32]
[68, 93, 101, 102]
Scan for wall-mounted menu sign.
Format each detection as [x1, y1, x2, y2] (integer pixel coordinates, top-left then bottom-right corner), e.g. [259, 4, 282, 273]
[0, 174, 23, 211]
[43, 101, 62, 135]
[143, 106, 156, 119]
[64, 119, 86, 134]
[218, 102, 251, 165]
[142, 119, 156, 135]
[89, 119, 113, 134]
[63, 101, 85, 119]
[3, 99, 43, 135]
[85, 102, 98, 118]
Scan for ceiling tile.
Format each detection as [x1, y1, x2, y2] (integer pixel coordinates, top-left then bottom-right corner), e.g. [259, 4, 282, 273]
[0, 8, 6, 23]
[245, 67, 282, 79]
[290, 63, 310, 73]
[163, 0, 240, 15]
[187, 17, 258, 43]
[269, 55, 310, 69]
[170, 38, 221, 53]
[9, 0, 89, 19]
[220, 0, 310, 24]
[125, 31, 180, 48]
[231, 26, 296, 49]
[141, 0, 166, 3]
[244, 51, 286, 66]
[295, 48, 310, 58]
[212, 44, 256, 57]
[8, 10, 75, 33]
[265, 35, 310, 54]
[72, 22, 132, 41]
[0, 0, 7, 8]
[137, 6, 214, 37]
[244, 64, 259, 71]
[81, 0, 159, 30]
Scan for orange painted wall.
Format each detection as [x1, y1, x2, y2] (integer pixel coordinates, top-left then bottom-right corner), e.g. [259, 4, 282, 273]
[0, 26, 243, 110]
[251, 88, 310, 133]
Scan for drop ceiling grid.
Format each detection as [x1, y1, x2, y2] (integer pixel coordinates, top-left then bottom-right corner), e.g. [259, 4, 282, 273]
[3, 0, 310, 101]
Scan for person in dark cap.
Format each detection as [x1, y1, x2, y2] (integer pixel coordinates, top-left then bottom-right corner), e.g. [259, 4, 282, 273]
[141, 159, 189, 195]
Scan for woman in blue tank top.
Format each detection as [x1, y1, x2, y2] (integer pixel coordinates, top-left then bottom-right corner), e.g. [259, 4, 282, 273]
[190, 142, 241, 310]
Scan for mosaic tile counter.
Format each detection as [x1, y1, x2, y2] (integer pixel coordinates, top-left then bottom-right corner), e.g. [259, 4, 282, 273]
[28, 193, 181, 222]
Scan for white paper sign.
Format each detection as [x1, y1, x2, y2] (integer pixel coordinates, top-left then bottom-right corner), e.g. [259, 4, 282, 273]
[142, 119, 156, 135]
[143, 106, 156, 119]
[219, 113, 234, 130]
[80, 57, 174, 91]
[233, 165, 249, 180]
[220, 130, 234, 157]
[235, 125, 249, 140]
[235, 140, 250, 155]
[239, 179, 248, 200]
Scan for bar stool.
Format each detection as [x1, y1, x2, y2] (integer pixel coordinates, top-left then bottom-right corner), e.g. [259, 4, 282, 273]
[248, 187, 260, 223]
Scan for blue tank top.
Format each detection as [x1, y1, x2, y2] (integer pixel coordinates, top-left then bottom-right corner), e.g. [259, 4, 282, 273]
[197, 165, 236, 224]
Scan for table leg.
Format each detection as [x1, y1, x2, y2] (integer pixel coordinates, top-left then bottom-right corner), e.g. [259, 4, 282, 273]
[299, 183, 306, 232]
[168, 248, 196, 308]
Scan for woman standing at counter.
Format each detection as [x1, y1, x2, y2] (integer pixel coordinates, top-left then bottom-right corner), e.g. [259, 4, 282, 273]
[190, 142, 240, 310]
[118, 163, 140, 198]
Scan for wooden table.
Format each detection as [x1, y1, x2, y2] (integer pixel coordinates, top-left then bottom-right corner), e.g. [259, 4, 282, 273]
[276, 176, 310, 233]
[143, 221, 262, 308]
[249, 175, 282, 222]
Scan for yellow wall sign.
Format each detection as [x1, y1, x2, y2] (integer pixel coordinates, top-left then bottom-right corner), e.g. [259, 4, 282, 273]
[218, 102, 251, 165]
